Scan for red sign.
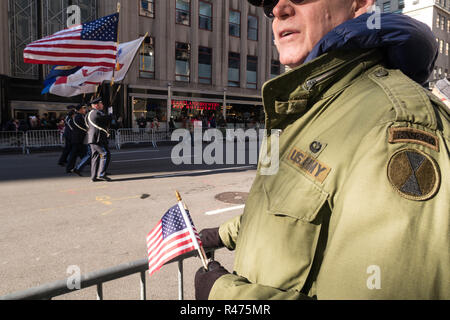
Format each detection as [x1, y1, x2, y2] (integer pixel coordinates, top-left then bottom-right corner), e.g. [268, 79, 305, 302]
[172, 100, 220, 111]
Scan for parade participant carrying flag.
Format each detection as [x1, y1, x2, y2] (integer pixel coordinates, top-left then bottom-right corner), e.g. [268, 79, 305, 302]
[41, 36, 146, 97]
[24, 13, 119, 68]
[146, 192, 208, 277]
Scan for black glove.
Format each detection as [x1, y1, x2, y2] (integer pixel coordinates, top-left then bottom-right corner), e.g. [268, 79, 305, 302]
[200, 228, 224, 249]
[200, 228, 224, 258]
[195, 261, 230, 300]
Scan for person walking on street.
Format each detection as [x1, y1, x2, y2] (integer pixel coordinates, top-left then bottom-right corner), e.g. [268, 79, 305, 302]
[58, 107, 76, 167]
[67, 104, 88, 174]
[87, 97, 112, 182]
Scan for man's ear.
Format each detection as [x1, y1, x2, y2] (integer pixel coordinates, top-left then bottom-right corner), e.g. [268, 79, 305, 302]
[353, 0, 375, 17]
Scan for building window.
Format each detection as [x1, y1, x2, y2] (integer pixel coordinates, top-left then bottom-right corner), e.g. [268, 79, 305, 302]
[198, 47, 212, 84]
[139, 0, 155, 18]
[175, 42, 191, 82]
[199, 0, 212, 31]
[382, 1, 391, 12]
[176, 0, 190, 26]
[229, 10, 241, 37]
[446, 42, 449, 56]
[271, 60, 281, 79]
[440, 39, 444, 54]
[247, 56, 258, 89]
[436, 14, 440, 28]
[447, 19, 450, 32]
[248, 15, 258, 41]
[441, 16, 446, 30]
[140, 36, 155, 79]
[228, 52, 240, 87]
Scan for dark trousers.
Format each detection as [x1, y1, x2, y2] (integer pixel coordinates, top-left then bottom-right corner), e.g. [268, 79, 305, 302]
[66, 143, 85, 172]
[90, 144, 111, 179]
[76, 145, 91, 171]
[58, 136, 71, 164]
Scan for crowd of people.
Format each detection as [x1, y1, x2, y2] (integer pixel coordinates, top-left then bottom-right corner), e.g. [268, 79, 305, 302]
[1, 114, 66, 133]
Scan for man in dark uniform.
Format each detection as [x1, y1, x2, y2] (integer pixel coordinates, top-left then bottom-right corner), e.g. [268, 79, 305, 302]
[67, 104, 88, 174]
[58, 107, 76, 167]
[87, 97, 112, 182]
[73, 104, 93, 176]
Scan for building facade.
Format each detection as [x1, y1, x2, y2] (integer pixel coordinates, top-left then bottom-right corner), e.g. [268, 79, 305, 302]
[377, 0, 450, 83]
[0, 0, 284, 130]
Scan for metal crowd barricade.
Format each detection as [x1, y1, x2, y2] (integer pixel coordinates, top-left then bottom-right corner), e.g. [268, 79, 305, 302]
[116, 128, 156, 150]
[25, 130, 64, 153]
[0, 249, 216, 300]
[0, 131, 26, 154]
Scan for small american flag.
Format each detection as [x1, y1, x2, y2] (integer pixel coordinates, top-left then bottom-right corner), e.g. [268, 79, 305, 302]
[146, 204, 202, 276]
[24, 13, 119, 68]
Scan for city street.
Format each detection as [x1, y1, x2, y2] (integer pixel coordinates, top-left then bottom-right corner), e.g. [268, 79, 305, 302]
[0, 145, 257, 300]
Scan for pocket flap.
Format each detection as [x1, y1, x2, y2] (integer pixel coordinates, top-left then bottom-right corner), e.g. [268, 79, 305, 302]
[263, 166, 329, 222]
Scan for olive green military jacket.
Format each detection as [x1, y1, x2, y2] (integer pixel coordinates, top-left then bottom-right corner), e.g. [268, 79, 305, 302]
[210, 49, 450, 300]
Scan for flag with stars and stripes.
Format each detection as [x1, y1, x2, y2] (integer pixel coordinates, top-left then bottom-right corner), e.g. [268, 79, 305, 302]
[146, 204, 202, 276]
[24, 13, 119, 68]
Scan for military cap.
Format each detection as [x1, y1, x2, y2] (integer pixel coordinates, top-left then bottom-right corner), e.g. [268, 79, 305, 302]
[90, 97, 104, 105]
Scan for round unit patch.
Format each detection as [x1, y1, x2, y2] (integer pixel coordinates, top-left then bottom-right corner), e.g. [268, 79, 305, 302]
[387, 149, 440, 201]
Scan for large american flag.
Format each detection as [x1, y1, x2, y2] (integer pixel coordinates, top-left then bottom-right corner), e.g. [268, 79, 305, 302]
[24, 13, 119, 68]
[146, 205, 202, 276]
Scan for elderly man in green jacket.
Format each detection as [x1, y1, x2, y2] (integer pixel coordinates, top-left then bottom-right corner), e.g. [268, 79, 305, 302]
[195, 0, 450, 300]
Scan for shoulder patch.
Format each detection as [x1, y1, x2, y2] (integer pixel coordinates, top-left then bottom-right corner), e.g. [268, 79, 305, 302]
[387, 149, 440, 201]
[389, 127, 439, 152]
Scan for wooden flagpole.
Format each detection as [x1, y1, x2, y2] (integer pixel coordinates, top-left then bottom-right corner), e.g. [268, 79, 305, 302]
[175, 191, 209, 270]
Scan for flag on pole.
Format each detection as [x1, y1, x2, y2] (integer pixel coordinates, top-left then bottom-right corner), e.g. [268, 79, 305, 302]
[146, 205, 203, 276]
[42, 37, 145, 97]
[24, 13, 119, 68]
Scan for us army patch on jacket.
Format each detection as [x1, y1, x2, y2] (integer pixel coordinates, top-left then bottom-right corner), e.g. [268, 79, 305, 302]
[388, 127, 439, 152]
[287, 148, 331, 183]
[387, 149, 440, 201]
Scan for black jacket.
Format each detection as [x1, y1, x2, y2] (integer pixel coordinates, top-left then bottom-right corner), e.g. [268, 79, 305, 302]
[87, 109, 111, 145]
[72, 113, 88, 144]
[63, 115, 74, 141]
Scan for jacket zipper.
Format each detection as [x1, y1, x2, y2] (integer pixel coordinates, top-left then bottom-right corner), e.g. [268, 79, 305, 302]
[302, 50, 376, 92]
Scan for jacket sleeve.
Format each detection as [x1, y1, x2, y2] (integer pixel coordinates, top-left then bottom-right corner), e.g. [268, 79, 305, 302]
[209, 274, 312, 300]
[218, 215, 242, 250]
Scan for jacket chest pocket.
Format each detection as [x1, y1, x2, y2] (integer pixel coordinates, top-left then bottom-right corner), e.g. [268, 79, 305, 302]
[258, 163, 329, 291]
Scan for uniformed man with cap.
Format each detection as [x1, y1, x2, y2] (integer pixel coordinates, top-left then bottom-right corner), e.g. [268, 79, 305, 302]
[67, 104, 88, 174]
[87, 96, 113, 182]
[195, 0, 450, 300]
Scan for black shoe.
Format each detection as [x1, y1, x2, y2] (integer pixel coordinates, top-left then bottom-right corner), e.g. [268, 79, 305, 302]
[72, 168, 83, 177]
[97, 176, 112, 182]
[58, 162, 66, 167]
[92, 178, 100, 182]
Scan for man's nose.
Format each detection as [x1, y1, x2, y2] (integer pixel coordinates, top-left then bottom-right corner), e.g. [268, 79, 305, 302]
[272, 0, 296, 19]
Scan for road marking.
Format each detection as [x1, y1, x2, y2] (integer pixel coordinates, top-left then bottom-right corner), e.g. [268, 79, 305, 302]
[112, 150, 159, 155]
[156, 166, 255, 178]
[101, 209, 115, 216]
[113, 156, 202, 163]
[205, 205, 245, 216]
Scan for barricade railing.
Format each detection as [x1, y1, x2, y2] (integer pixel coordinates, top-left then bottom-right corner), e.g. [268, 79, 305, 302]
[116, 128, 156, 150]
[0, 131, 26, 154]
[25, 130, 64, 153]
[0, 249, 217, 300]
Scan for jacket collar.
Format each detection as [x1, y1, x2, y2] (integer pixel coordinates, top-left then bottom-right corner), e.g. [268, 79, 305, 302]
[262, 48, 383, 131]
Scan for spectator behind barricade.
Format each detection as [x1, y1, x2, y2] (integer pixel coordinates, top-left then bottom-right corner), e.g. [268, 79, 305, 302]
[169, 116, 176, 131]
[18, 119, 30, 132]
[209, 114, 217, 128]
[4, 119, 19, 132]
[29, 116, 39, 130]
[151, 117, 160, 131]
[137, 114, 147, 129]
